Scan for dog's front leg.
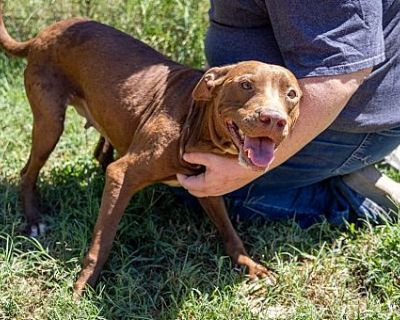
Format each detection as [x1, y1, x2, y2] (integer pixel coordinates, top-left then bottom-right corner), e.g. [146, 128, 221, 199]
[198, 196, 275, 281]
[73, 154, 148, 297]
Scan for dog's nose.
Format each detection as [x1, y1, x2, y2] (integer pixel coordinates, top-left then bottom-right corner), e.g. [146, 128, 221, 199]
[258, 109, 287, 129]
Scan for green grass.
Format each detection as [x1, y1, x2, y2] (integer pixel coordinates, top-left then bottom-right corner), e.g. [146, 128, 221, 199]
[1, 0, 400, 319]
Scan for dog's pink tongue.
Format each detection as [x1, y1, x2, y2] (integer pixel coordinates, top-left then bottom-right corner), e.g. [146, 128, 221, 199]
[244, 136, 275, 168]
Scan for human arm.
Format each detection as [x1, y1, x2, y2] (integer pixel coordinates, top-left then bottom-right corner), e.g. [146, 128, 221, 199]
[177, 67, 371, 197]
[178, 0, 383, 197]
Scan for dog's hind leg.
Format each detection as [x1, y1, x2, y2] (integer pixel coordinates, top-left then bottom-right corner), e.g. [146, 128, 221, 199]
[20, 64, 68, 236]
[94, 136, 114, 171]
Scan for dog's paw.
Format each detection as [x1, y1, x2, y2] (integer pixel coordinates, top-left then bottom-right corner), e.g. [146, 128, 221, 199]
[27, 222, 47, 237]
[247, 263, 278, 286]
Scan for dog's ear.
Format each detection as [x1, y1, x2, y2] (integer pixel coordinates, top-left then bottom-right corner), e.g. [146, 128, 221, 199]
[192, 65, 234, 101]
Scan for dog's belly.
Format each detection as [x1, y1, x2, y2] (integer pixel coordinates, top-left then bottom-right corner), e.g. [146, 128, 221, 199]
[70, 96, 112, 141]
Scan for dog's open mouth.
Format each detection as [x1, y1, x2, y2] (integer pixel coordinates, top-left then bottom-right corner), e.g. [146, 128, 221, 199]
[226, 120, 276, 171]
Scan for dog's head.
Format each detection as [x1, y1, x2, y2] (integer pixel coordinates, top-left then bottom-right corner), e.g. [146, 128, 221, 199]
[192, 61, 302, 171]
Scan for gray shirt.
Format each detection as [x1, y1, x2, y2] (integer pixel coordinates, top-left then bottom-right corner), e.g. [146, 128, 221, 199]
[205, 0, 400, 133]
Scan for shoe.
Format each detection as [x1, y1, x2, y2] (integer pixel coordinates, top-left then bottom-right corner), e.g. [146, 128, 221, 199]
[342, 165, 400, 211]
[385, 145, 400, 171]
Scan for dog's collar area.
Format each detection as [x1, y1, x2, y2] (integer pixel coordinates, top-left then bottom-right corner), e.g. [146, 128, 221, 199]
[179, 100, 204, 172]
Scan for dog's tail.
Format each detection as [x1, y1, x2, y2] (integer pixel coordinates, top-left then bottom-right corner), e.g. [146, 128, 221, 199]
[0, 2, 32, 58]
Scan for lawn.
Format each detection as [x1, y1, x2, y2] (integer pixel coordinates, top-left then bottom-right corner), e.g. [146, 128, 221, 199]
[0, 1, 399, 319]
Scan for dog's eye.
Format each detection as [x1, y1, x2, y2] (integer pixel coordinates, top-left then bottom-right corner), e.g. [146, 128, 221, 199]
[287, 89, 297, 99]
[240, 81, 253, 90]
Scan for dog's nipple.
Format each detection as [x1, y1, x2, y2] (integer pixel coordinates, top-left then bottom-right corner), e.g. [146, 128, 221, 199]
[84, 121, 93, 129]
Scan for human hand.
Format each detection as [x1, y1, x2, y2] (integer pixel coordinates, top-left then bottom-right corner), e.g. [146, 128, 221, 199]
[176, 152, 264, 197]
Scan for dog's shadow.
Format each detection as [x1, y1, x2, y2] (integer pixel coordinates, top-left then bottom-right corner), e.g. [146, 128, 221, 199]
[0, 161, 344, 319]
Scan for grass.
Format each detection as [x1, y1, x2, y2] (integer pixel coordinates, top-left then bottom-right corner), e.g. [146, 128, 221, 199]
[0, 0, 400, 319]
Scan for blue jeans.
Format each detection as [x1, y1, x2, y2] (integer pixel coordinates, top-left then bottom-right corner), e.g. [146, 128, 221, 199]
[222, 126, 400, 227]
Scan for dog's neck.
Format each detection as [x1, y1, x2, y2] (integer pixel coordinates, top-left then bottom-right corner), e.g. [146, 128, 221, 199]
[181, 99, 237, 157]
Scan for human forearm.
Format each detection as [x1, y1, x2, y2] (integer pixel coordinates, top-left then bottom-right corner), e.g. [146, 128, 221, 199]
[177, 67, 372, 197]
[269, 67, 372, 170]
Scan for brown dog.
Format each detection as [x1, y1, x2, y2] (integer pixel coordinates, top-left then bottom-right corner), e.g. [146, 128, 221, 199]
[0, 13, 301, 295]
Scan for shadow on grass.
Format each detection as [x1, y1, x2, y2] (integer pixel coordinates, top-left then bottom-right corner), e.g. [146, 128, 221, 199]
[0, 161, 345, 319]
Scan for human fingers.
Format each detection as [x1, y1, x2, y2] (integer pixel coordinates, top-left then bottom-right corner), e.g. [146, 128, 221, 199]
[182, 152, 216, 166]
[176, 172, 208, 197]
